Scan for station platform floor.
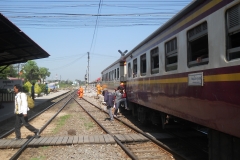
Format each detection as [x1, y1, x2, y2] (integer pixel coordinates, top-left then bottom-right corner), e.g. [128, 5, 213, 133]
[0, 90, 70, 122]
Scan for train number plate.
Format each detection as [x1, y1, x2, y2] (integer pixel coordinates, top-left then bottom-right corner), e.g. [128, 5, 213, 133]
[188, 72, 203, 86]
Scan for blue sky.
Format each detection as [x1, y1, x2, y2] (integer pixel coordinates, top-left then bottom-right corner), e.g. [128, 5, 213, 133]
[0, 0, 192, 82]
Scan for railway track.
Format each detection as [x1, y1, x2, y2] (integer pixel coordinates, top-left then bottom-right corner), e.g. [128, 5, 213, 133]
[0, 90, 71, 138]
[76, 97, 181, 160]
[0, 91, 74, 160]
[0, 92, 208, 159]
[83, 96, 209, 160]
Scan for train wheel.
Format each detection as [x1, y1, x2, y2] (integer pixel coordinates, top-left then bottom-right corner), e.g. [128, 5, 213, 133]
[161, 113, 167, 129]
[131, 103, 138, 118]
[150, 112, 161, 126]
[137, 106, 148, 125]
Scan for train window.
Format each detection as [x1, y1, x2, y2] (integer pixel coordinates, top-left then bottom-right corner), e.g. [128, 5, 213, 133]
[140, 54, 146, 76]
[112, 70, 114, 80]
[226, 4, 240, 61]
[106, 73, 108, 81]
[165, 38, 177, 71]
[133, 58, 137, 78]
[151, 47, 159, 74]
[117, 68, 119, 79]
[187, 22, 209, 67]
[128, 62, 132, 78]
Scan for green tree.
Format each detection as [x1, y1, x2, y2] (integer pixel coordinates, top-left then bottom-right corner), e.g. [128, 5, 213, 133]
[23, 81, 32, 93]
[0, 65, 18, 79]
[39, 67, 50, 83]
[22, 61, 39, 82]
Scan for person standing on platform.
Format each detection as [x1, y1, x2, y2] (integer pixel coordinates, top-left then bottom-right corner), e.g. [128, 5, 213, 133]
[31, 82, 35, 100]
[13, 84, 39, 140]
[45, 83, 48, 95]
[79, 86, 84, 99]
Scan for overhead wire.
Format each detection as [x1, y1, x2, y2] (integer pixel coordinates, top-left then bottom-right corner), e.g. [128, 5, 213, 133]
[50, 53, 87, 70]
[91, 0, 103, 54]
[0, 0, 192, 29]
[0, 0, 192, 71]
[89, 0, 103, 53]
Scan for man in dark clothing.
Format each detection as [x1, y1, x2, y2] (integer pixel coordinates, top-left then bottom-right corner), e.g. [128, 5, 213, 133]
[45, 83, 48, 95]
[104, 90, 115, 121]
[31, 83, 35, 100]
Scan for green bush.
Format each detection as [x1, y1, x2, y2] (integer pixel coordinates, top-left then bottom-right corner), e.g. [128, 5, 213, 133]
[34, 83, 42, 95]
[23, 81, 32, 93]
[39, 84, 47, 93]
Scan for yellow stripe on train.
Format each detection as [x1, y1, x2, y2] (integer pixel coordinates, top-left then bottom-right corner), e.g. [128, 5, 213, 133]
[127, 73, 240, 84]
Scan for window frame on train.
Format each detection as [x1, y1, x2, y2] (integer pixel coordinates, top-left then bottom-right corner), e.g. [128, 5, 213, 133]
[117, 68, 119, 79]
[133, 58, 137, 78]
[226, 4, 240, 61]
[165, 37, 178, 71]
[128, 62, 132, 78]
[140, 53, 147, 76]
[112, 70, 114, 80]
[150, 47, 159, 74]
[187, 21, 209, 67]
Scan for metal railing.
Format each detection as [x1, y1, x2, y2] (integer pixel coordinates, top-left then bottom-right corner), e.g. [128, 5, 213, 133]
[0, 93, 15, 102]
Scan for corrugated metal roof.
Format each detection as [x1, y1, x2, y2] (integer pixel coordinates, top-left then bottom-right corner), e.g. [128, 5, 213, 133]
[0, 13, 50, 66]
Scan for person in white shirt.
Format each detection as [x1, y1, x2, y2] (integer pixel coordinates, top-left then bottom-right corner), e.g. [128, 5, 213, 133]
[14, 84, 39, 140]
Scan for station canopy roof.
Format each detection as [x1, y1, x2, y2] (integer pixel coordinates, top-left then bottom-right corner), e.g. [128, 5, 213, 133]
[0, 13, 50, 66]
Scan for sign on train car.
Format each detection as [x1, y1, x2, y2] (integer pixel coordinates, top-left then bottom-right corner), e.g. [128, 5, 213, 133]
[0, 80, 23, 89]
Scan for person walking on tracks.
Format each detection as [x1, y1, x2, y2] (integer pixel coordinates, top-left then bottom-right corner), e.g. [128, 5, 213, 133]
[78, 86, 84, 99]
[13, 84, 40, 140]
[104, 89, 115, 121]
[96, 84, 102, 98]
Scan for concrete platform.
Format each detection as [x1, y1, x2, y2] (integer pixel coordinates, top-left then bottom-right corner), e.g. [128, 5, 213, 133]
[0, 90, 70, 122]
[34, 90, 70, 106]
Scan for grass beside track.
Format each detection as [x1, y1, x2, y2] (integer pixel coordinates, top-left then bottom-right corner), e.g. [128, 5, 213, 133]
[53, 114, 71, 134]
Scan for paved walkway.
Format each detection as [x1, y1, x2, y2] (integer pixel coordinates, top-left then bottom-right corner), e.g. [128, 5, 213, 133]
[34, 90, 70, 106]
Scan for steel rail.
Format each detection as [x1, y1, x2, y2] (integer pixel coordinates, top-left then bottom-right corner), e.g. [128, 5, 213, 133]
[9, 94, 73, 160]
[73, 98, 139, 160]
[83, 97, 185, 160]
[0, 91, 71, 139]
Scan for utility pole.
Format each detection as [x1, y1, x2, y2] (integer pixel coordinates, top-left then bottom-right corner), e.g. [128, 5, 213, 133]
[87, 52, 90, 92]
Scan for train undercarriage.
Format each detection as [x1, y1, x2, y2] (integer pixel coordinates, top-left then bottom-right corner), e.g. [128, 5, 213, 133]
[128, 101, 240, 160]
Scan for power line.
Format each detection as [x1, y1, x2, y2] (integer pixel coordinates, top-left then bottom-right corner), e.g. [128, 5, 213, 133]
[89, 0, 103, 53]
[51, 53, 87, 70]
[1, 0, 192, 28]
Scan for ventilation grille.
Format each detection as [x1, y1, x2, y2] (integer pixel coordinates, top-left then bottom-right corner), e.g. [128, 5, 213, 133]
[188, 22, 207, 38]
[228, 4, 240, 29]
